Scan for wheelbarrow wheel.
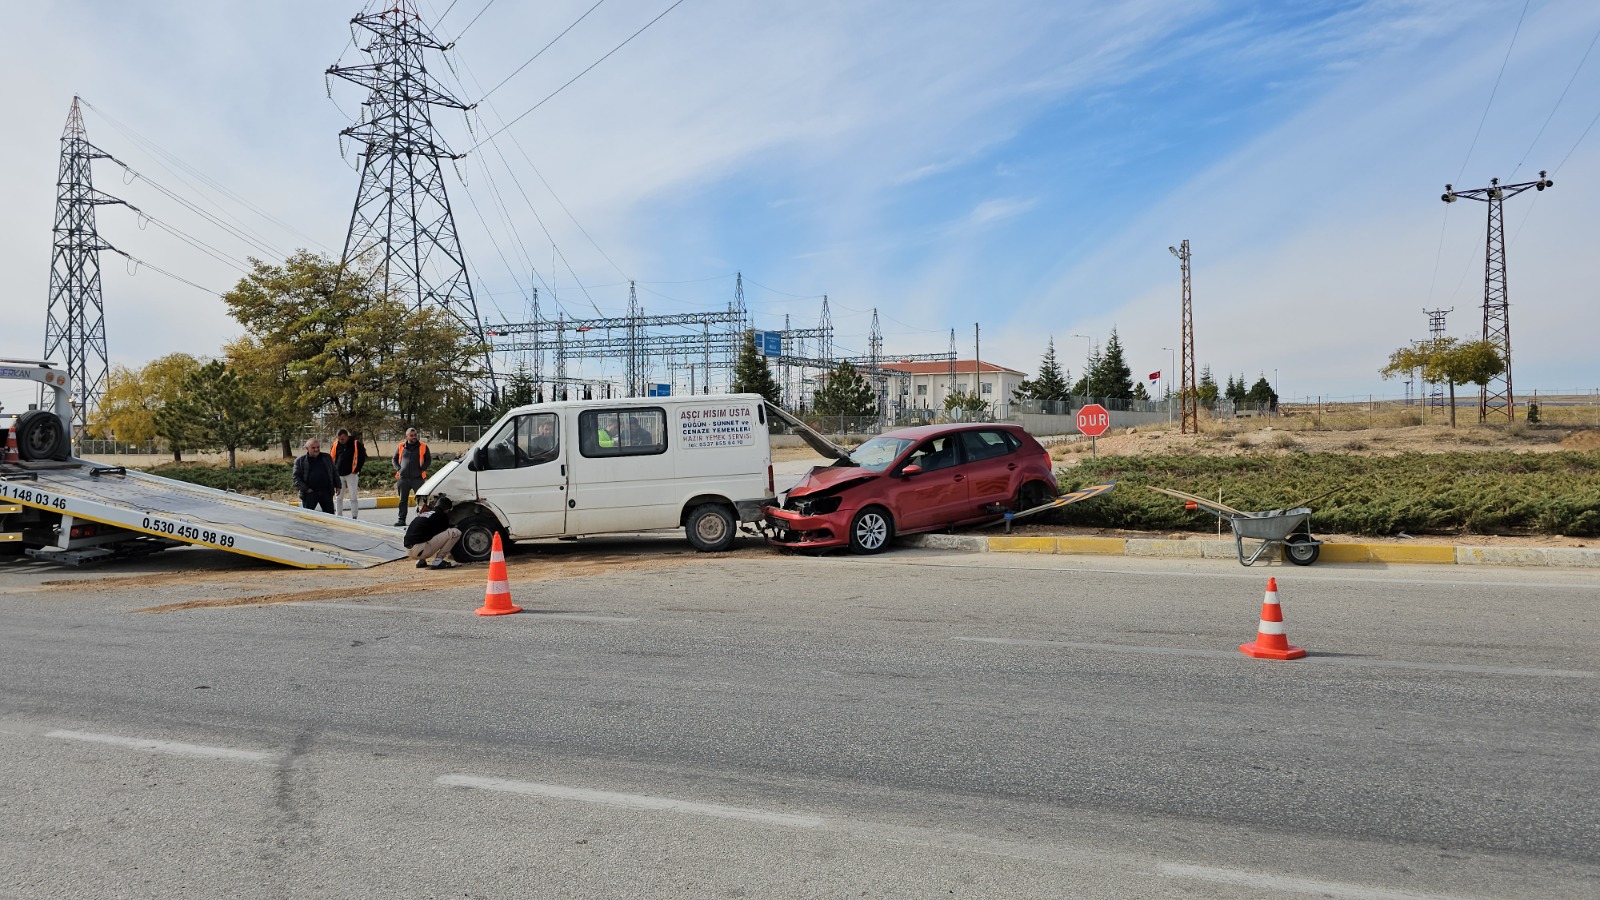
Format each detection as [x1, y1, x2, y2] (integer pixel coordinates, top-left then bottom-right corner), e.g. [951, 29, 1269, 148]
[1284, 533, 1320, 566]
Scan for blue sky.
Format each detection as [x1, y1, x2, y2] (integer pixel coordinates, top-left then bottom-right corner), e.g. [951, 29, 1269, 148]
[3, 0, 1598, 414]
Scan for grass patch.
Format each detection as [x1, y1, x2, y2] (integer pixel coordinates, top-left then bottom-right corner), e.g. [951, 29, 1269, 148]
[1050, 450, 1600, 537]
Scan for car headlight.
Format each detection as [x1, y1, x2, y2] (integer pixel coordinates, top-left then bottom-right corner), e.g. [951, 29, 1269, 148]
[790, 495, 842, 516]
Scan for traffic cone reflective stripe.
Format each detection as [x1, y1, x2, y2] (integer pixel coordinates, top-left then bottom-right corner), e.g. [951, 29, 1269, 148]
[3, 427, 17, 463]
[1239, 576, 1305, 660]
[475, 532, 522, 617]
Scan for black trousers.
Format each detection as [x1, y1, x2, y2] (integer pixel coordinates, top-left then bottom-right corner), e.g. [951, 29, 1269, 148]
[396, 477, 425, 523]
[301, 489, 335, 513]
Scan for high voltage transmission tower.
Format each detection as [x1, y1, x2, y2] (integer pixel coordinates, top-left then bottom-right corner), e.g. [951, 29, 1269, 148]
[1423, 307, 1452, 409]
[327, 2, 487, 361]
[1169, 240, 1197, 434]
[1441, 172, 1553, 422]
[43, 97, 124, 436]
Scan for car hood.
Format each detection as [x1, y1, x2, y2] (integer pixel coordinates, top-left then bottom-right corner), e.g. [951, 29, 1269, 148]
[786, 463, 879, 498]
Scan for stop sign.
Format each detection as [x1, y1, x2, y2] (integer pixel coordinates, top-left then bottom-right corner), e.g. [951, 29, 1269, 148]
[1076, 403, 1111, 437]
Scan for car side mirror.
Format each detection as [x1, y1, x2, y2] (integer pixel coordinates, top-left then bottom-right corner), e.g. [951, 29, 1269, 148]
[900, 464, 923, 478]
[468, 447, 485, 471]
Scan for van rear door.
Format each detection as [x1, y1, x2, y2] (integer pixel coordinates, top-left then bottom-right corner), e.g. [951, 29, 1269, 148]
[471, 411, 567, 538]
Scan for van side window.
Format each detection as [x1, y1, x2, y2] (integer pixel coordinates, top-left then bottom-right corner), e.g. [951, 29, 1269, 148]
[580, 408, 667, 458]
[482, 413, 559, 470]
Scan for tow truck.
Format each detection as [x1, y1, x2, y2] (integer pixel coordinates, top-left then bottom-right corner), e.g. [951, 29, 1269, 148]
[1, 359, 407, 567]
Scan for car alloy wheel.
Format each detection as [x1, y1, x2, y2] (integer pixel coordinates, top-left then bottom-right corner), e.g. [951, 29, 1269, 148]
[849, 507, 892, 554]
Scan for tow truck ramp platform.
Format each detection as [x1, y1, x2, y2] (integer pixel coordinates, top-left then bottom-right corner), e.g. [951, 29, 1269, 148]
[0, 460, 408, 568]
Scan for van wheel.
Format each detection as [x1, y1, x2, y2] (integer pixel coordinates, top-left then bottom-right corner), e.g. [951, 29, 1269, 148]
[15, 411, 69, 462]
[453, 513, 502, 563]
[849, 506, 893, 554]
[686, 503, 736, 552]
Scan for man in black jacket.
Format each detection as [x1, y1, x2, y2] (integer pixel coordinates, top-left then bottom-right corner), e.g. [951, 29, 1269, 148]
[404, 495, 461, 569]
[292, 438, 338, 513]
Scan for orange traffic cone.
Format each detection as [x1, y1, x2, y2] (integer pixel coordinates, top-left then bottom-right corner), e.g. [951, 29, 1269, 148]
[475, 532, 522, 617]
[1239, 577, 1305, 660]
[2, 427, 17, 463]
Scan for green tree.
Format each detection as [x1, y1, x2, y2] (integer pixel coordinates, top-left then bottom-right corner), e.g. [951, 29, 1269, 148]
[731, 330, 782, 406]
[1094, 329, 1135, 400]
[223, 251, 484, 440]
[1224, 374, 1248, 405]
[942, 389, 990, 422]
[161, 360, 272, 468]
[1132, 381, 1150, 401]
[1015, 338, 1071, 403]
[812, 360, 875, 417]
[1381, 338, 1504, 427]
[1197, 365, 1219, 410]
[1245, 375, 1278, 410]
[94, 354, 202, 459]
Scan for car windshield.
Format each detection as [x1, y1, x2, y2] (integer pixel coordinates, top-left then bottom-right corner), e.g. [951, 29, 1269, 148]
[848, 436, 914, 471]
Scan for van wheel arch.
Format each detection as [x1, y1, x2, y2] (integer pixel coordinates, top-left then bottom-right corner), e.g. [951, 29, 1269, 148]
[451, 506, 508, 563]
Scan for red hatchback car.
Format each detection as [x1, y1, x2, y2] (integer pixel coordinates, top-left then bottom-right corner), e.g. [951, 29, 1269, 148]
[764, 423, 1057, 554]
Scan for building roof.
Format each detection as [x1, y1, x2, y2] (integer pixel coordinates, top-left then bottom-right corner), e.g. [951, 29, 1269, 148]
[888, 359, 1025, 377]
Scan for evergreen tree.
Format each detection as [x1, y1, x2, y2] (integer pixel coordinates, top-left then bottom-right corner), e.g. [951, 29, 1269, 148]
[1022, 338, 1070, 401]
[1224, 374, 1248, 405]
[943, 389, 990, 422]
[1132, 381, 1150, 401]
[812, 360, 875, 417]
[731, 329, 783, 406]
[1197, 365, 1219, 409]
[1095, 329, 1135, 400]
[1245, 375, 1278, 409]
[160, 360, 272, 468]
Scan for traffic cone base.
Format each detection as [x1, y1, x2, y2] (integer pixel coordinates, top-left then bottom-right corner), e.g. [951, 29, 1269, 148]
[1240, 576, 1305, 660]
[475, 532, 522, 616]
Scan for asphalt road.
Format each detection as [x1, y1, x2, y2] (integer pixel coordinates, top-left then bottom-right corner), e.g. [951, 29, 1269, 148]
[1, 541, 1596, 899]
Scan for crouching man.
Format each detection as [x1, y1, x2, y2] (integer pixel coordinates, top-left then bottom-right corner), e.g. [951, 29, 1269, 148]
[404, 495, 462, 570]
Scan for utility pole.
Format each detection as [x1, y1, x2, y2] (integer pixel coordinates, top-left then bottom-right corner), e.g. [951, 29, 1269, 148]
[1441, 172, 1553, 422]
[972, 323, 981, 398]
[869, 309, 884, 426]
[1423, 307, 1452, 410]
[43, 96, 123, 439]
[1169, 240, 1197, 433]
[328, 2, 490, 386]
[627, 281, 641, 397]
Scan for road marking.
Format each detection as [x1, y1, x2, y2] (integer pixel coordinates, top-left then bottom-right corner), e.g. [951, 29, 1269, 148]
[954, 636, 1596, 679]
[296, 602, 635, 623]
[1158, 863, 1468, 899]
[45, 729, 275, 762]
[436, 774, 826, 828]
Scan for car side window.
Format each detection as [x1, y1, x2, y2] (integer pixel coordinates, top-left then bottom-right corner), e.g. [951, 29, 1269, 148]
[959, 429, 1015, 463]
[481, 413, 559, 470]
[907, 436, 960, 472]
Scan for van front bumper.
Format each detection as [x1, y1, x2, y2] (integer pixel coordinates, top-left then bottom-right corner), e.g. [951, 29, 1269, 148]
[736, 497, 777, 523]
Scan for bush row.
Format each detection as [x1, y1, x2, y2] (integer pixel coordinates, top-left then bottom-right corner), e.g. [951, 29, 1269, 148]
[143, 461, 450, 495]
[1049, 451, 1600, 537]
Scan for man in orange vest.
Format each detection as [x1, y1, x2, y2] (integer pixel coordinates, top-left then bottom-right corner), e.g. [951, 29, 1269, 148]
[392, 427, 430, 527]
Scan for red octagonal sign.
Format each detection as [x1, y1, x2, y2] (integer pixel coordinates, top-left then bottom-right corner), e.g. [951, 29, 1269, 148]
[1076, 403, 1111, 437]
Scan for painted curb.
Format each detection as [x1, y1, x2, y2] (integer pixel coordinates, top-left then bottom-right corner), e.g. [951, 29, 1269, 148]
[899, 533, 1600, 568]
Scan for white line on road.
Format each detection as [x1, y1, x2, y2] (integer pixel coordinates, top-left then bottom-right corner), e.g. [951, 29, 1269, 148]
[954, 636, 1596, 679]
[297, 602, 635, 623]
[45, 729, 275, 762]
[1158, 863, 1470, 899]
[436, 774, 827, 828]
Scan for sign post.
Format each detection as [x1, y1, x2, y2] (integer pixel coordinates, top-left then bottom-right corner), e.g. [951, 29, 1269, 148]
[1076, 403, 1111, 457]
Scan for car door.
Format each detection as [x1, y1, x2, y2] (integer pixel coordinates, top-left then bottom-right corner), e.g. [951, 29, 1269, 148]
[891, 434, 969, 531]
[470, 412, 567, 537]
[956, 429, 1022, 517]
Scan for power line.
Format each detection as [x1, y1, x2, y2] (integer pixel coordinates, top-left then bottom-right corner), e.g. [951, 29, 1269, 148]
[1552, 102, 1600, 174]
[468, 0, 687, 152]
[451, 0, 498, 41]
[1512, 22, 1600, 176]
[477, 0, 606, 102]
[1456, 0, 1530, 183]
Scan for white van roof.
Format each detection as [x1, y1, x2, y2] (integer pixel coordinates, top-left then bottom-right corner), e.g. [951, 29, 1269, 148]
[501, 392, 767, 419]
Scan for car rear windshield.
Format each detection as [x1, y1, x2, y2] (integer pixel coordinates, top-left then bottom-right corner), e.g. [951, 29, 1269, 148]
[848, 436, 914, 471]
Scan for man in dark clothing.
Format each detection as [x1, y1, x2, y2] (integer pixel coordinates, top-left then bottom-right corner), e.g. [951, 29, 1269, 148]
[392, 427, 431, 527]
[333, 428, 368, 519]
[293, 438, 338, 513]
[403, 495, 460, 569]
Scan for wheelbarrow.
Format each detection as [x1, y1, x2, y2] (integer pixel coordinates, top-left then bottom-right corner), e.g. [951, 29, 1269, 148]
[1149, 486, 1323, 566]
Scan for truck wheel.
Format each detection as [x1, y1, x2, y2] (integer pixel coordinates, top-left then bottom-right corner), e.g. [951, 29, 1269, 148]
[685, 503, 736, 552]
[15, 410, 68, 462]
[452, 513, 503, 563]
[849, 506, 893, 555]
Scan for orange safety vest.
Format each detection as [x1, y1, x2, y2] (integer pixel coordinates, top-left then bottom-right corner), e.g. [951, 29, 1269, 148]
[393, 440, 429, 480]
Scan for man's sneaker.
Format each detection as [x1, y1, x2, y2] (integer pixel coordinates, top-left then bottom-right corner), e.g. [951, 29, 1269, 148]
[430, 559, 456, 570]
[416, 559, 428, 568]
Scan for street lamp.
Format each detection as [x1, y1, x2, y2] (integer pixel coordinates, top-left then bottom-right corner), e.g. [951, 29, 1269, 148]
[1162, 347, 1176, 423]
[1072, 334, 1093, 396]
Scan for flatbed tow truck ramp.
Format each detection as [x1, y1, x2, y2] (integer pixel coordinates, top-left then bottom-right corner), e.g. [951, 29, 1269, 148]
[0, 460, 408, 569]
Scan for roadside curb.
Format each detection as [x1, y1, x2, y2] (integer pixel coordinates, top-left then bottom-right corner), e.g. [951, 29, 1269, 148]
[899, 533, 1600, 568]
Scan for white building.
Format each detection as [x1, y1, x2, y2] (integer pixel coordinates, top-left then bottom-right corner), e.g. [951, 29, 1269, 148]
[889, 360, 1027, 419]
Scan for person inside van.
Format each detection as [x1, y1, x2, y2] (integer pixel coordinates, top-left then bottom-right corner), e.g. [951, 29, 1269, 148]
[529, 417, 557, 461]
[597, 419, 617, 448]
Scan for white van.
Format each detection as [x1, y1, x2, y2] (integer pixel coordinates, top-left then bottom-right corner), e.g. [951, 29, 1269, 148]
[419, 393, 781, 561]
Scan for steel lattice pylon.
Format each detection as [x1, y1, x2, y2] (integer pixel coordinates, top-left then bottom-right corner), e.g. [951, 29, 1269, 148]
[43, 97, 123, 437]
[328, 2, 484, 343]
[1170, 240, 1197, 434]
[1441, 172, 1553, 422]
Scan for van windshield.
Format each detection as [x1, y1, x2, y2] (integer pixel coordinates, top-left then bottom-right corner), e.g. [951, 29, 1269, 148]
[848, 437, 914, 471]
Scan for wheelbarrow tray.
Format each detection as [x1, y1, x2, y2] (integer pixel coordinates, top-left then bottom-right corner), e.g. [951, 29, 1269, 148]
[1147, 487, 1322, 565]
